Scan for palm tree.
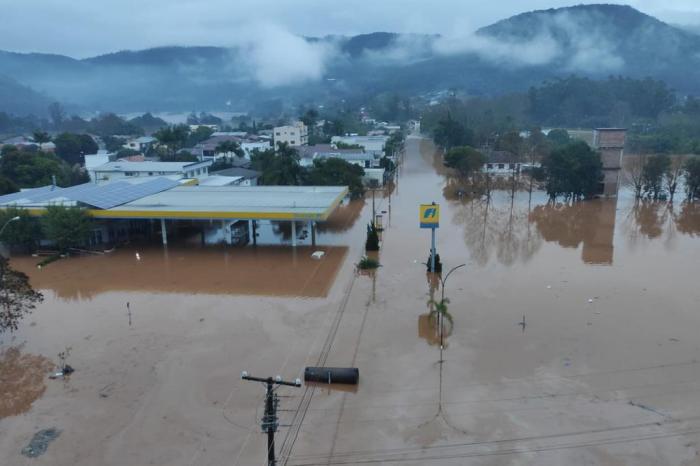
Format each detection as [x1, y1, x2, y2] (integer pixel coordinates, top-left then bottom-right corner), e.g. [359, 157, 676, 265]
[32, 130, 51, 149]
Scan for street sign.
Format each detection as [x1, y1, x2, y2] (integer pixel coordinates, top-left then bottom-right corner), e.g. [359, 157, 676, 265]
[420, 204, 439, 229]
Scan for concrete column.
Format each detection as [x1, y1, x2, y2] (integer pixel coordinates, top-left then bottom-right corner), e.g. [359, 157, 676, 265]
[160, 218, 167, 246]
[249, 220, 254, 245]
[221, 220, 227, 244]
[291, 221, 297, 247]
[310, 221, 316, 247]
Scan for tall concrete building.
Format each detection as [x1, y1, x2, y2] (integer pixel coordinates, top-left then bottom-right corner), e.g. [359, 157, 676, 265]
[273, 121, 308, 147]
[593, 128, 627, 197]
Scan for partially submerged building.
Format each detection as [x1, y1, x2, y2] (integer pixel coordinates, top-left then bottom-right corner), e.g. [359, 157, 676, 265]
[0, 180, 348, 248]
[593, 128, 627, 197]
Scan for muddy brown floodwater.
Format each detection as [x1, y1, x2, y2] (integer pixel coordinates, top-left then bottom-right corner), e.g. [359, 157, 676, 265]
[1, 136, 700, 466]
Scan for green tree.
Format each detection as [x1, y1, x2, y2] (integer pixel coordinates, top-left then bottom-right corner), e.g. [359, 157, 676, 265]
[89, 113, 143, 137]
[0, 256, 43, 333]
[542, 141, 602, 201]
[41, 205, 91, 251]
[154, 124, 190, 156]
[185, 126, 215, 147]
[215, 140, 244, 158]
[308, 158, 365, 199]
[0, 176, 18, 195]
[444, 146, 486, 178]
[365, 223, 380, 251]
[433, 114, 473, 150]
[684, 156, 700, 201]
[32, 130, 51, 147]
[251, 144, 302, 186]
[54, 133, 98, 166]
[642, 154, 671, 200]
[546, 129, 571, 148]
[0, 146, 77, 188]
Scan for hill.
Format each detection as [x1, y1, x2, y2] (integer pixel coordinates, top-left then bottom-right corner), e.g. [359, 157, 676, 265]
[1, 4, 699, 115]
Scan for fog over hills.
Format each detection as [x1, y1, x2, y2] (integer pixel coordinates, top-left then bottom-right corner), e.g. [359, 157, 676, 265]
[1, 4, 699, 116]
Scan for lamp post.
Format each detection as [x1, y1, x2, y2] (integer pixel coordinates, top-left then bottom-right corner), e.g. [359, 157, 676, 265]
[438, 263, 465, 353]
[0, 216, 20, 237]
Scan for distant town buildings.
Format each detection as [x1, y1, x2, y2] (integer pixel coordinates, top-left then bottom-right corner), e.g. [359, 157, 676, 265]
[273, 122, 308, 147]
[91, 160, 212, 184]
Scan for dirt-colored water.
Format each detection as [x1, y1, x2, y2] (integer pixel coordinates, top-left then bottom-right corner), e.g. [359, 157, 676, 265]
[0, 347, 54, 418]
[1, 136, 700, 466]
[12, 245, 348, 299]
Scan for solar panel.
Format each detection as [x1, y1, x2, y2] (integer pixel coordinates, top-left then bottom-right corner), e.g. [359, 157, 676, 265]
[0, 185, 64, 205]
[74, 177, 180, 209]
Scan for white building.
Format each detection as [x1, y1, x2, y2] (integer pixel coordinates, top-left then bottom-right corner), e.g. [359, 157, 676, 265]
[274, 122, 308, 147]
[241, 141, 271, 158]
[91, 160, 212, 184]
[331, 135, 388, 154]
[123, 136, 157, 153]
[85, 151, 115, 181]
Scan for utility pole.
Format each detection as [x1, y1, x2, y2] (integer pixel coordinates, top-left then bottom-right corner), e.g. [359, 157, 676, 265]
[241, 371, 301, 466]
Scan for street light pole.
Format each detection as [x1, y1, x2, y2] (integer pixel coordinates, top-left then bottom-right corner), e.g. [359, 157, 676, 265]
[241, 371, 301, 466]
[0, 216, 20, 238]
[438, 264, 466, 352]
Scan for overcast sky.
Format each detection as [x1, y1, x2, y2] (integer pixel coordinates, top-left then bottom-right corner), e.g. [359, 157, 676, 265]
[1, 0, 699, 57]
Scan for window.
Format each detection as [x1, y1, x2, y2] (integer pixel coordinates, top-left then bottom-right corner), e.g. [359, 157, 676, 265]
[148, 172, 154, 176]
[487, 163, 493, 169]
[276, 132, 281, 136]
[125, 172, 134, 176]
[508, 164, 514, 170]
[291, 141, 296, 145]
[498, 164, 505, 169]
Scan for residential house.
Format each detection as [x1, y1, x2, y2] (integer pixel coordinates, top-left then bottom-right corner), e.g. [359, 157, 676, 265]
[91, 160, 212, 184]
[123, 136, 157, 153]
[210, 167, 261, 186]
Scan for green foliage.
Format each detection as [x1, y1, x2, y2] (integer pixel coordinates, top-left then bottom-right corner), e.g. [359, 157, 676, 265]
[251, 144, 303, 186]
[160, 151, 197, 162]
[186, 112, 222, 126]
[357, 256, 380, 270]
[335, 142, 363, 150]
[89, 113, 143, 137]
[684, 156, 700, 201]
[542, 141, 603, 201]
[365, 223, 380, 251]
[444, 146, 486, 178]
[0, 146, 83, 188]
[308, 158, 366, 199]
[153, 124, 189, 155]
[102, 135, 125, 152]
[41, 205, 91, 252]
[642, 154, 671, 200]
[210, 159, 234, 171]
[433, 113, 474, 150]
[379, 156, 396, 173]
[128, 113, 168, 134]
[546, 129, 571, 148]
[32, 130, 51, 146]
[215, 140, 244, 157]
[186, 126, 215, 147]
[368, 93, 415, 122]
[115, 148, 141, 159]
[0, 256, 43, 333]
[0, 208, 41, 251]
[53, 133, 98, 166]
[0, 176, 18, 195]
[384, 132, 405, 157]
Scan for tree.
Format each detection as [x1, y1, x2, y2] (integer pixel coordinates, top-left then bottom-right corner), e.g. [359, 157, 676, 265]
[308, 158, 365, 199]
[642, 154, 671, 200]
[215, 140, 244, 158]
[546, 129, 571, 148]
[54, 133, 98, 166]
[89, 113, 143, 137]
[153, 124, 190, 156]
[185, 126, 214, 147]
[251, 144, 302, 186]
[443, 146, 486, 179]
[665, 156, 685, 203]
[433, 113, 473, 150]
[0, 146, 79, 188]
[685, 156, 700, 202]
[365, 223, 379, 251]
[32, 130, 51, 147]
[0, 176, 18, 195]
[542, 141, 602, 201]
[0, 256, 43, 333]
[41, 205, 91, 251]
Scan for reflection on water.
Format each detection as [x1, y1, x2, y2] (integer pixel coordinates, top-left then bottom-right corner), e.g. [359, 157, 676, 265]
[530, 199, 618, 265]
[676, 203, 700, 236]
[11, 245, 347, 300]
[316, 199, 365, 233]
[452, 193, 543, 266]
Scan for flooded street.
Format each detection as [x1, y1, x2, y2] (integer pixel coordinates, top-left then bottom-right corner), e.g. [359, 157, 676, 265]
[2, 136, 700, 465]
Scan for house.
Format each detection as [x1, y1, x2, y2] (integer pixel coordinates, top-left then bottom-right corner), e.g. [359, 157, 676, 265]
[298, 145, 380, 169]
[210, 167, 262, 186]
[91, 160, 212, 184]
[123, 136, 157, 153]
[273, 122, 308, 147]
[482, 151, 529, 176]
[191, 136, 271, 161]
[331, 135, 388, 154]
[85, 151, 116, 181]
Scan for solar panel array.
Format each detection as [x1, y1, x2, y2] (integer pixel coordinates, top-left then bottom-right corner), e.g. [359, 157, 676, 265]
[0, 178, 180, 209]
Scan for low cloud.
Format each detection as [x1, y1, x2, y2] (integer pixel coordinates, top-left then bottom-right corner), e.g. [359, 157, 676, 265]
[233, 23, 335, 87]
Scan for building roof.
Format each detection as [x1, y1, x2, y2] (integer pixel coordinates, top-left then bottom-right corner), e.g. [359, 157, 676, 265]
[0, 177, 181, 209]
[102, 186, 348, 221]
[211, 167, 261, 179]
[92, 160, 211, 173]
[197, 175, 243, 187]
[132, 136, 157, 143]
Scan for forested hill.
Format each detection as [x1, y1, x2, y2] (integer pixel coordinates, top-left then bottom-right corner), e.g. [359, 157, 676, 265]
[2, 4, 700, 115]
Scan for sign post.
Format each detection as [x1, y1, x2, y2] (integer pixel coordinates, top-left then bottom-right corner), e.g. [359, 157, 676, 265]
[420, 203, 440, 272]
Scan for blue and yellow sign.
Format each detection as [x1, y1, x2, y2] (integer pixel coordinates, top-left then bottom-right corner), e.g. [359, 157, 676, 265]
[420, 204, 440, 229]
